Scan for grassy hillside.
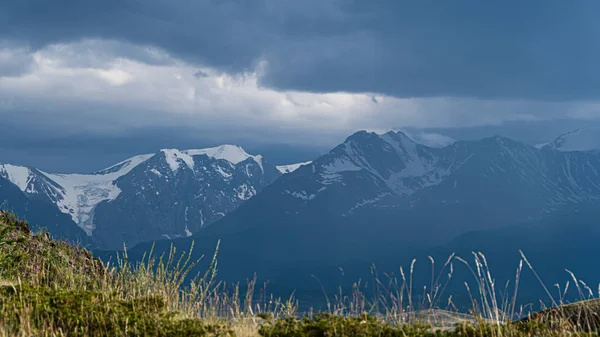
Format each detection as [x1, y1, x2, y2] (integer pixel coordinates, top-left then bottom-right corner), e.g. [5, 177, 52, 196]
[0, 210, 239, 336]
[1, 210, 600, 336]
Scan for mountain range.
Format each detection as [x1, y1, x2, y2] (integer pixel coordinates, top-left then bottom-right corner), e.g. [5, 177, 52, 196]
[91, 129, 600, 304]
[189, 130, 600, 250]
[0, 145, 304, 249]
[3, 128, 600, 304]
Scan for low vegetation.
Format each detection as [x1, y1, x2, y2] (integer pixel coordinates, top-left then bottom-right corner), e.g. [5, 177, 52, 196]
[1, 210, 600, 336]
[0, 210, 237, 336]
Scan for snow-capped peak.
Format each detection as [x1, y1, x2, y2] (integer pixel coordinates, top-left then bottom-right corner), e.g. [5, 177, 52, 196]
[276, 161, 312, 174]
[315, 129, 463, 196]
[184, 145, 264, 171]
[0, 144, 274, 241]
[542, 127, 600, 152]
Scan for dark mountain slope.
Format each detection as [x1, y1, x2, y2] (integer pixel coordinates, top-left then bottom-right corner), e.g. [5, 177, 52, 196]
[0, 176, 87, 242]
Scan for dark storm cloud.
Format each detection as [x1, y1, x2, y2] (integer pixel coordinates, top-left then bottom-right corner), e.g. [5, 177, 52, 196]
[2, 0, 600, 100]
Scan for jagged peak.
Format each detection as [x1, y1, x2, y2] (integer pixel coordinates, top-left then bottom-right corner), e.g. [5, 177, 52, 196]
[382, 130, 414, 140]
[380, 130, 417, 146]
[342, 130, 379, 144]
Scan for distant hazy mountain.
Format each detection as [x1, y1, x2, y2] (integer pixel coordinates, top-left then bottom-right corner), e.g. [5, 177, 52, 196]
[0, 145, 303, 249]
[197, 130, 600, 251]
[537, 126, 600, 152]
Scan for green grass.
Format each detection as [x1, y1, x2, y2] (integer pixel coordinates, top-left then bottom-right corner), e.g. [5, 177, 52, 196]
[1, 210, 600, 336]
[0, 210, 238, 336]
[258, 313, 571, 337]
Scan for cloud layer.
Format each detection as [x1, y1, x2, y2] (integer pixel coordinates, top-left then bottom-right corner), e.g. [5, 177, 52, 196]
[4, 40, 596, 144]
[3, 0, 600, 100]
[2, 1, 600, 172]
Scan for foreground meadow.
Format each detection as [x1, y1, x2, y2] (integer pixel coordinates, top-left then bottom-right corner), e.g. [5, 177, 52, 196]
[1, 210, 599, 336]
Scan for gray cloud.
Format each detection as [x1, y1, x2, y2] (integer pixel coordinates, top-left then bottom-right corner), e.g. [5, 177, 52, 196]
[0, 109, 330, 173]
[411, 132, 456, 148]
[3, 0, 600, 172]
[2, 0, 600, 100]
[0, 43, 33, 77]
[36, 40, 175, 69]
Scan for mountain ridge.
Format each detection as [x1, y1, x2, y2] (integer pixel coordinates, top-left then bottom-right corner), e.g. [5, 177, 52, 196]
[0, 144, 307, 249]
[537, 126, 600, 152]
[126, 130, 600, 261]
[4, 129, 600, 254]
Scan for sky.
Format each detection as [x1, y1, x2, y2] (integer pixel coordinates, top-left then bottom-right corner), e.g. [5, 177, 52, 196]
[2, 0, 600, 172]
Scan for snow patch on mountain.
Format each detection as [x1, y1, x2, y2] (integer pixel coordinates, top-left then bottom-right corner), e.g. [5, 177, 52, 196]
[235, 184, 257, 200]
[36, 153, 155, 235]
[215, 165, 232, 179]
[161, 149, 195, 172]
[0, 164, 33, 192]
[276, 161, 312, 174]
[185, 145, 264, 171]
[41, 173, 121, 235]
[344, 192, 391, 216]
[285, 190, 316, 200]
[96, 154, 153, 175]
[0, 160, 142, 236]
[199, 209, 205, 227]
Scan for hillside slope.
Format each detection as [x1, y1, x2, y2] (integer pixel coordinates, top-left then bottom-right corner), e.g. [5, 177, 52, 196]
[0, 175, 87, 242]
